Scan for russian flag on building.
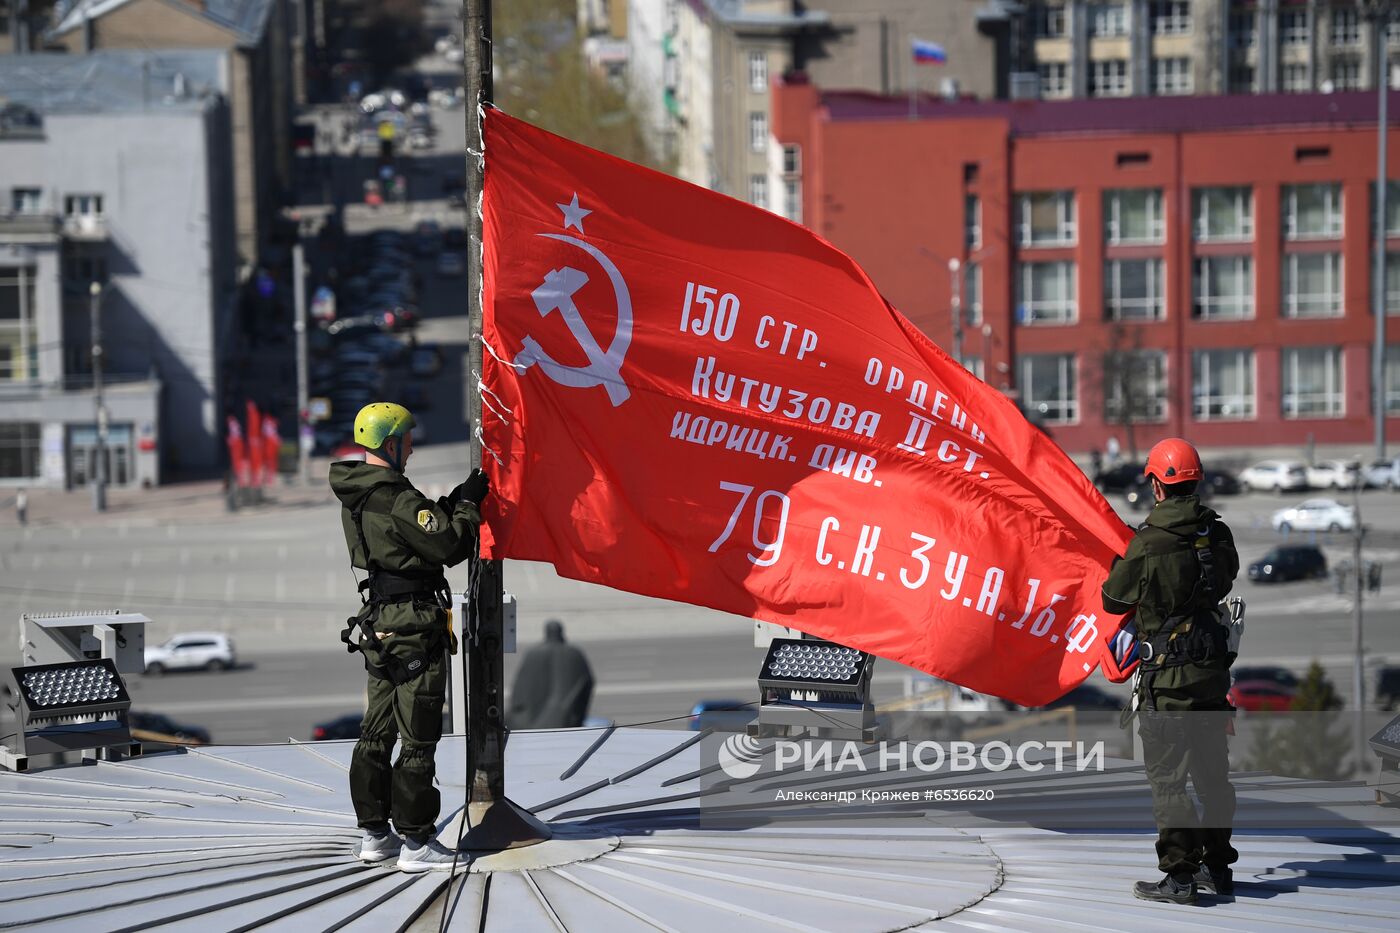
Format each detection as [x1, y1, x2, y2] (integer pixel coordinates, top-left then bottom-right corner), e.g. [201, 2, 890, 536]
[911, 38, 947, 65]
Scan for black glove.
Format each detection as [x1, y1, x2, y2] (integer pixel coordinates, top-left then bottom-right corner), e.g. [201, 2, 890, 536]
[461, 468, 490, 506]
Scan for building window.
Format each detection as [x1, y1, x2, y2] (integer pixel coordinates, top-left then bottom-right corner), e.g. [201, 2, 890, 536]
[1283, 183, 1343, 239]
[1088, 3, 1128, 37]
[1228, 62, 1257, 92]
[1020, 354, 1079, 424]
[1385, 253, 1400, 314]
[1384, 345, 1400, 413]
[1282, 346, 1344, 418]
[0, 265, 38, 382]
[1152, 1, 1191, 35]
[64, 193, 103, 217]
[1282, 62, 1311, 92]
[965, 262, 983, 326]
[1105, 259, 1166, 321]
[1194, 186, 1254, 241]
[1283, 253, 1344, 318]
[782, 144, 800, 175]
[1389, 18, 1400, 44]
[1281, 8, 1310, 45]
[0, 423, 41, 479]
[748, 50, 768, 92]
[1017, 261, 1078, 324]
[1090, 59, 1130, 97]
[1105, 350, 1168, 422]
[1038, 62, 1069, 98]
[1018, 190, 1076, 245]
[1153, 57, 1193, 95]
[1374, 180, 1400, 235]
[62, 251, 108, 287]
[1229, 7, 1257, 48]
[1105, 189, 1165, 243]
[1331, 55, 1362, 90]
[748, 174, 768, 209]
[1033, 2, 1067, 38]
[10, 188, 42, 214]
[1193, 256, 1255, 320]
[962, 357, 985, 380]
[966, 194, 982, 249]
[1331, 6, 1361, 46]
[1193, 348, 1256, 420]
[748, 111, 767, 152]
[783, 178, 801, 222]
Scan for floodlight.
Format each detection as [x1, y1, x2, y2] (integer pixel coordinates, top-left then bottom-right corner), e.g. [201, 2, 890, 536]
[752, 638, 879, 742]
[2, 658, 138, 772]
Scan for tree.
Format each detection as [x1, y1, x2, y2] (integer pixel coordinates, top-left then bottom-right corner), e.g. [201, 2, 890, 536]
[495, 0, 673, 172]
[1243, 661, 1354, 781]
[1097, 321, 1162, 464]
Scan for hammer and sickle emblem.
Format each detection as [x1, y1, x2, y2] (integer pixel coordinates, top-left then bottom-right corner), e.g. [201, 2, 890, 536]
[514, 233, 632, 407]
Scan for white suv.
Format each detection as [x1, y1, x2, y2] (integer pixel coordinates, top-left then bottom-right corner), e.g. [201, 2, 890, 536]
[145, 633, 237, 674]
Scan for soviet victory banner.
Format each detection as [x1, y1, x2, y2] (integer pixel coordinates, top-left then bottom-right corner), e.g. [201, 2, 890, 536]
[478, 110, 1136, 706]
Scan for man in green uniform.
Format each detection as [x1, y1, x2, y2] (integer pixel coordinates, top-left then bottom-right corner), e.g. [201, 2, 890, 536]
[330, 402, 489, 872]
[1101, 438, 1238, 905]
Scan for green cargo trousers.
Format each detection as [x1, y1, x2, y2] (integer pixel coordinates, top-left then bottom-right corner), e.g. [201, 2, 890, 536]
[1139, 709, 1238, 877]
[349, 628, 447, 839]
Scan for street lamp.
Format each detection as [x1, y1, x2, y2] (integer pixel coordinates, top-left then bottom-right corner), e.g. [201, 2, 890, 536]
[948, 257, 963, 366]
[89, 281, 107, 513]
[1361, 0, 1396, 460]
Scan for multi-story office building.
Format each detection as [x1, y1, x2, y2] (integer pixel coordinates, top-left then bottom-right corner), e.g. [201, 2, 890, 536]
[45, 0, 293, 271]
[775, 78, 1400, 453]
[1021, 0, 1400, 100]
[653, 0, 1014, 212]
[0, 50, 238, 487]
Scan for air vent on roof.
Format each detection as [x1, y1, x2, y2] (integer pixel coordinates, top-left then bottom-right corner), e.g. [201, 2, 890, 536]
[1116, 152, 1151, 167]
[1296, 146, 1331, 162]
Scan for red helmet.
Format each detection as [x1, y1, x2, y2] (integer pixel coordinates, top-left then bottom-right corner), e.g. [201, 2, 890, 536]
[1143, 438, 1203, 484]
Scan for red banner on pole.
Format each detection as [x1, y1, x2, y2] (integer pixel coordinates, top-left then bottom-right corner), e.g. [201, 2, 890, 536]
[479, 111, 1135, 706]
[262, 413, 280, 484]
[245, 400, 263, 489]
[225, 414, 249, 489]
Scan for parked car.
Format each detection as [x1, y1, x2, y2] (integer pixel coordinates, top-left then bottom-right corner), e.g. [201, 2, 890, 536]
[312, 713, 363, 741]
[1232, 666, 1300, 690]
[414, 220, 442, 257]
[1306, 458, 1363, 490]
[688, 699, 754, 732]
[144, 633, 237, 674]
[436, 251, 465, 277]
[1044, 684, 1121, 712]
[1240, 460, 1310, 492]
[1093, 462, 1146, 493]
[129, 711, 212, 744]
[1272, 498, 1356, 533]
[1364, 458, 1400, 490]
[1377, 666, 1400, 710]
[1202, 466, 1242, 496]
[1248, 545, 1327, 583]
[1228, 680, 1297, 712]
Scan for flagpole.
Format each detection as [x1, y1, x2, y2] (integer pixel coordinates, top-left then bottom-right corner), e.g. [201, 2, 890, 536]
[459, 0, 551, 852]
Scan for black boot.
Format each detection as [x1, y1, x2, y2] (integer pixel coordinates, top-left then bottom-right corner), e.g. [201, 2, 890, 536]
[1192, 865, 1234, 895]
[1133, 874, 1197, 904]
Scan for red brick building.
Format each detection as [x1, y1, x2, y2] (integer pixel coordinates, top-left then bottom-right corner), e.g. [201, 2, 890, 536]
[772, 78, 1400, 456]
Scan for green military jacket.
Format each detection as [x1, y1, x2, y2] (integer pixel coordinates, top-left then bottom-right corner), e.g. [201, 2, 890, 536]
[330, 461, 482, 637]
[1101, 495, 1238, 710]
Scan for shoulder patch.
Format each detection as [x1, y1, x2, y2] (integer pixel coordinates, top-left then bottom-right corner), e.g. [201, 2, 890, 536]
[417, 509, 440, 533]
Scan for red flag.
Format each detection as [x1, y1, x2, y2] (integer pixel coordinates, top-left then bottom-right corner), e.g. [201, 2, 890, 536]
[245, 401, 263, 489]
[225, 414, 249, 489]
[262, 414, 280, 483]
[480, 111, 1135, 706]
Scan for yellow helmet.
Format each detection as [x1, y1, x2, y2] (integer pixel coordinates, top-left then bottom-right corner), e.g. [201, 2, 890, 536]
[354, 402, 416, 451]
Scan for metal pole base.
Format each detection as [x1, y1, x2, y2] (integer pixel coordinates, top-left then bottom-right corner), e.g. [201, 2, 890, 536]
[443, 796, 553, 853]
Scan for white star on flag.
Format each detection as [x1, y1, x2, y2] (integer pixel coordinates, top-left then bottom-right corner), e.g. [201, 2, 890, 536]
[556, 192, 592, 234]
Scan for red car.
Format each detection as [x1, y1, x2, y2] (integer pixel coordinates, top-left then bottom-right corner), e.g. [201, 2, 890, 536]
[1227, 680, 1296, 712]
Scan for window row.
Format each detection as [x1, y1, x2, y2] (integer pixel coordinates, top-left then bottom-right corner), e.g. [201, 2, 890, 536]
[1020, 347, 1351, 425]
[1013, 254, 1362, 324]
[1078, 58, 1194, 98]
[8, 188, 104, 217]
[1009, 183, 1361, 248]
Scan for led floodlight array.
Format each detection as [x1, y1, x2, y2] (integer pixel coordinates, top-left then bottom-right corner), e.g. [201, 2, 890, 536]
[753, 638, 880, 742]
[2, 658, 137, 772]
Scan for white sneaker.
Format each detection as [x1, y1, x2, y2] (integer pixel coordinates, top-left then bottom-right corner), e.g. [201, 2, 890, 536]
[353, 828, 403, 863]
[397, 838, 464, 873]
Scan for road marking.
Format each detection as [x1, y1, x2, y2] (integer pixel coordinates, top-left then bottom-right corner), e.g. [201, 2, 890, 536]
[30, 554, 40, 570]
[180, 548, 190, 567]
[230, 546, 239, 562]
[224, 574, 235, 602]
[325, 571, 336, 598]
[277, 544, 287, 561]
[174, 577, 185, 603]
[167, 525, 176, 539]
[82, 552, 92, 569]
[275, 573, 286, 601]
[132, 550, 142, 569]
[123, 578, 133, 600]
